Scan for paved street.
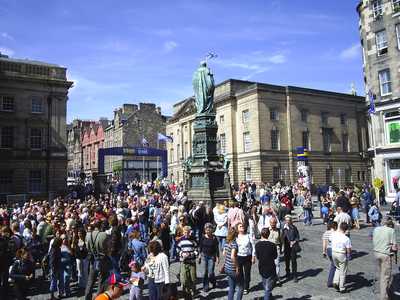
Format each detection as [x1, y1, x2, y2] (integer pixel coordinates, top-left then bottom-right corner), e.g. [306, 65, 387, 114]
[26, 205, 399, 300]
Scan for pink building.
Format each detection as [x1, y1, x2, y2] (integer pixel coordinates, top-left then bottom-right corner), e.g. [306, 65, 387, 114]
[81, 119, 109, 177]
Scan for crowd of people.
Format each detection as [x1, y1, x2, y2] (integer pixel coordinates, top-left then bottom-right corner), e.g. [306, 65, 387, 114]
[0, 179, 397, 300]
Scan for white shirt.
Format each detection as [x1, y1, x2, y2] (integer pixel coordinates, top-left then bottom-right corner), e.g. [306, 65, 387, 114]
[331, 231, 351, 253]
[257, 214, 280, 233]
[334, 212, 351, 226]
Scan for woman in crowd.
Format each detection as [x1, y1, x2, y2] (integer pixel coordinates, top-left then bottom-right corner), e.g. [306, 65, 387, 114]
[9, 248, 34, 300]
[235, 222, 255, 295]
[72, 228, 89, 289]
[322, 221, 337, 288]
[60, 234, 73, 297]
[214, 203, 228, 251]
[143, 240, 170, 300]
[49, 237, 62, 300]
[199, 223, 219, 292]
[128, 230, 147, 267]
[350, 194, 360, 230]
[223, 227, 242, 300]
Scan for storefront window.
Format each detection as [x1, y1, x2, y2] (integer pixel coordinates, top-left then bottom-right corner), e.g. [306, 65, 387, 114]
[385, 111, 400, 144]
[388, 159, 400, 193]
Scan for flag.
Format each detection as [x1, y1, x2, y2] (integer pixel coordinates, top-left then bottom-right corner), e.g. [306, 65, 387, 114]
[157, 133, 173, 143]
[141, 137, 149, 147]
[368, 89, 376, 115]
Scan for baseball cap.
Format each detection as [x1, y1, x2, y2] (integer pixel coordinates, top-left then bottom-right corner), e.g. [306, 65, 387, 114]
[108, 273, 128, 288]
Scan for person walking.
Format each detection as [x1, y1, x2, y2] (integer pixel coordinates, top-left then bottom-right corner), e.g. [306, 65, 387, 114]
[49, 237, 62, 300]
[372, 217, 397, 300]
[267, 217, 283, 285]
[222, 227, 242, 300]
[331, 222, 352, 293]
[282, 215, 300, 282]
[236, 222, 256, 294]
[85, 220, 111, 300]
[322, 221, 337, 288]
[214, 204, 228, 252]
[199, 223, 219, 292]
[256, 228, 278, 300]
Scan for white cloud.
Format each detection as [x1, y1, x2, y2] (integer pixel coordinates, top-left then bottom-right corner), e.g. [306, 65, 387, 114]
[340, 44, 361, 60]
[0, 46, 14, 56]
[268, 54, 286, 64]
[1, 32, 14, 40]
[163, 41, 178, 53]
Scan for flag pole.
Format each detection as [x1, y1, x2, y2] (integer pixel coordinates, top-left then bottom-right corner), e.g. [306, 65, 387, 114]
[142, 135, 145, 181]
[157, 136, 160, 179]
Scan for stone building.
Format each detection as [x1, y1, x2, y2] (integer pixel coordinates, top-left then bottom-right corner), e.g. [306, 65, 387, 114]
[0, 53, 73, 200]
[104, 103, 167, 182]
[66, 119, 95, 178]
[81, 119, 109, 179]
[357, 0, 400, 199]
[167, 79, 369, 187]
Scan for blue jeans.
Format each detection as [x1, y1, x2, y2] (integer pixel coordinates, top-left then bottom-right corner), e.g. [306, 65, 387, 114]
[110, 255, 121, 274]
[139, 222, 148, 242]
[262, 276, 275, 300]
[170, 235, 177, 259]
[60, 263, 71, 295]
[217, 236, 226, 252]
[49, 270, 61, 293]
[148, 278, 164, 300]
[227, 272, 243, 300]
[202, 255, 216, 289]
[326, 248, 335, 286]
[304, 208, 313, 225]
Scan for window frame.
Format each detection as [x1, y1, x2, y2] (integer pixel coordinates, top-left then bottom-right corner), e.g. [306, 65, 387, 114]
[1, 95, 14, 112]
[323, 130, 332, 153]
[31, 97, 43, 114]
[273, 166, 281, 183]
[372, 0, 383, 18]
[243, 131, 251, 152]
[301, 109, 308, 123]
[30, 128, 43, 150]
[271, 129, 280, 150]
[342, 133, 349, 153]
[242, 109, 250, 124]
[1, 126, 14, 149]
[378, 69, 392, 96]
[321, 112, 329, 126]
[29, 170, 42, 193]
[270, 108, 279, 121]
[302, 131, 309, 150]
[340, 113, 347, 126]
[220, 133, 226, 155]
[375, 30, 388, 56]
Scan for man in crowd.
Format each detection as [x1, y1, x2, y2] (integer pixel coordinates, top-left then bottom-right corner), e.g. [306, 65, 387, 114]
[373, 217, 397, 300]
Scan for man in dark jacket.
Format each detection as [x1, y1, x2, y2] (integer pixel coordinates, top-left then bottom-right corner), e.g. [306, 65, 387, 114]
[255, 228, 277, 300]
[0, 226, 13, 300]
[282, 215, 300, 282]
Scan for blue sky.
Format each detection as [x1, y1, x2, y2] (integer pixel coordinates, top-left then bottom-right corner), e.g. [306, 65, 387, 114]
[0, 0, 363, 121]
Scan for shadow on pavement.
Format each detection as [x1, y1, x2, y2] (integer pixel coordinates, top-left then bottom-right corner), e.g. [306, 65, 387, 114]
[346, 272, 373, 292]
[297, 268, 323, 280]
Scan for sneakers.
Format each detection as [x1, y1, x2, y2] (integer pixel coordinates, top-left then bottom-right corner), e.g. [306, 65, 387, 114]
[243, 289, 249, 295]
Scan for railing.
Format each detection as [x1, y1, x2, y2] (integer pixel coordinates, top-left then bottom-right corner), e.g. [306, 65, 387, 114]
[0, 61, 66, 80]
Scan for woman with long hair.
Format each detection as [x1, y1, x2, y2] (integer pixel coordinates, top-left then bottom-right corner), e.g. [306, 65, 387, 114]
[235, 222, 255, 295]
[199, 223, 219, 292]
[223, 227, 242, 300]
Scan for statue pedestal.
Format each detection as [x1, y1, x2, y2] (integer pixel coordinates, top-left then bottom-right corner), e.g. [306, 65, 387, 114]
[185, 113, 232, 206]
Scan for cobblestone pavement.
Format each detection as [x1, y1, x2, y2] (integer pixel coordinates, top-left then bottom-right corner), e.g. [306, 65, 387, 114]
[26, 205, 400, 300]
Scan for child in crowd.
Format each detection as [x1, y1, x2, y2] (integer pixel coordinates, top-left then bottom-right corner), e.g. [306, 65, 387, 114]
[129, 261, 145, 300]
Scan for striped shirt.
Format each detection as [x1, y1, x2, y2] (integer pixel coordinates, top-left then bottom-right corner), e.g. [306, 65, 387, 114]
[177, 237, 198, 263]
[322, 230, 333, 249]
[224, 241, 238, 274]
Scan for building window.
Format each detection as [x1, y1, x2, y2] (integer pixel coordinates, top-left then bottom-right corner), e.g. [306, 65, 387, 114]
[379, 69, 392, 96]
[376, 30, 388, 56]
[244, 163, 251, 181]
[219, 115, 225, 125]
[0, 172, 13, 193]
[357, 171, 361, 181]
[169, 148, 173, 162]
[372, 0, 383, 18]
[30, 128, 42, 150]
[243, 132, 251, 152]
[31, 98, 43, 113]
[271, 129, 279, 150]
[321, 112, 329, 126]
[242, 109, 250, 123]
[326, 168, 333, 185]
[301, 109, 308, 122]
[176, 144, 180, 161]
[396, 24, 400, 50]
[220, 133, 226, 155]
[1, 96, 14, 111]
[302, 131, 309, 149]
[340, 113, 347, 126]
[385, 111, 400, 144]
[323, 130, 331, 153]
[270, 108, 278, 121]
[342, 133, 349, 152]
[184, 141, 188, 159]
[273, 166, 281, 183]
[1, 127, 13, 148]
[393, 0, 400, 12]
[345, 168, 352, 184]
[29, 170, 42, 193]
